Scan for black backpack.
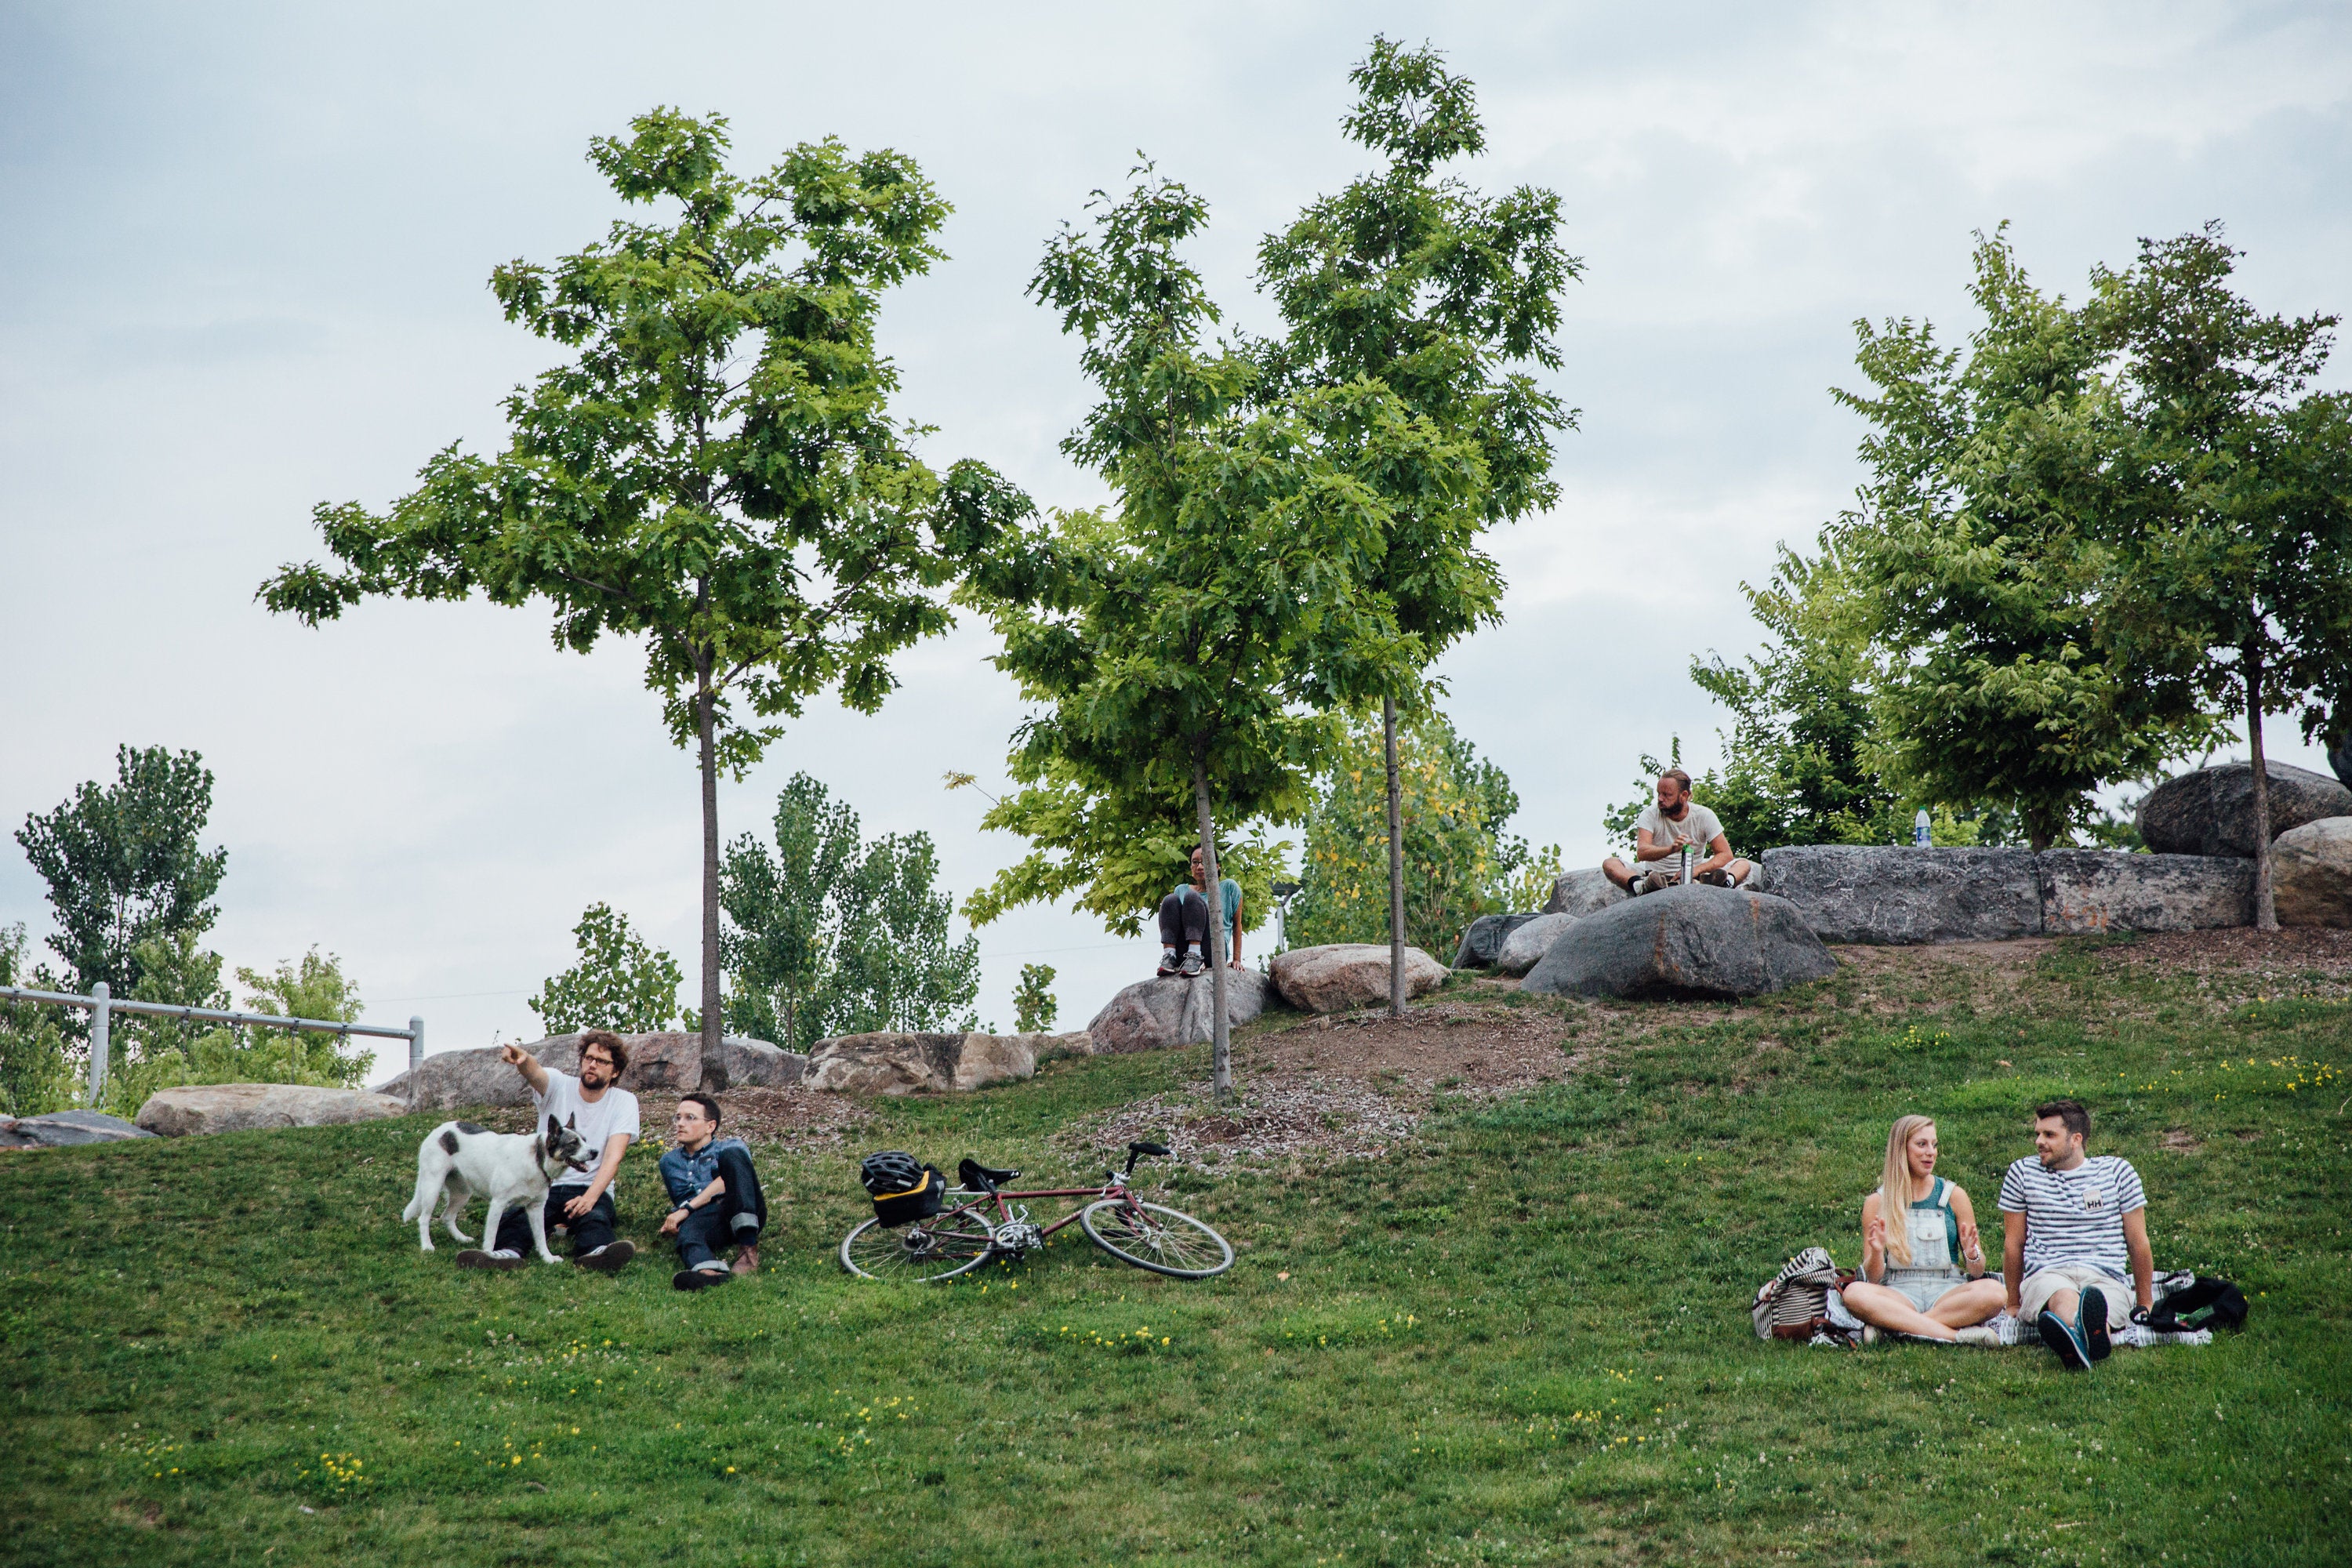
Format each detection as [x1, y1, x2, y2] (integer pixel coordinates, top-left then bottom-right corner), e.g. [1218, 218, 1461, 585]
[2147, 1276, 2249, 1334]
[858, 1150, 946, 1228]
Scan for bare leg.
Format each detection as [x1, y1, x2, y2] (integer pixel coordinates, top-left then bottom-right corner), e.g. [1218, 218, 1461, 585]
[1602, 857, 1635, 891]
[1842, 1281, 1961, 1341]
[2042, 1286, 2081, 1324]
[1925, 1279, 2005, 1329]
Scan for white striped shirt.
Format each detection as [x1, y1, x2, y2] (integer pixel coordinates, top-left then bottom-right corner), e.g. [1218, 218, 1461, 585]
[1998, 1155, 2146, 1278]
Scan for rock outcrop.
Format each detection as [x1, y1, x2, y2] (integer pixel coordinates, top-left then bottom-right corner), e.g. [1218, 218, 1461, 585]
[1762, 847, 2045, 945]
[1451, 913, 1544, 969]
[2273, 817, 2352, 927]
[803, 1031, 1039, 1095]
[1521, 886, 1840, 1001]
[2136, 762, 2352, 858]
[376, 1031, 794, 1107]
[136, 1083, 411, 1138]
[1544, 868, 1632, 919]
[1495, 912, 1577, 978]
[2037, 851, 2254, 935]
[1087, 969, 1269, 1054]
[1269, 943, 1448, 1014]
[0, 1110, 155, 1149]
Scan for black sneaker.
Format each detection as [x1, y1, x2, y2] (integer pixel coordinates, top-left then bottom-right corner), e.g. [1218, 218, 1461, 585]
[673, 1266, 728, 1292]
[2038, 1307, 2092, 1372]
[572, 1240, 635, 1274]
[1178, 952, 1205, 978]
[456, 1250, 524, 1272]
[2080, 1287, 2113, 1363]
[1156, 949, 1180, 977]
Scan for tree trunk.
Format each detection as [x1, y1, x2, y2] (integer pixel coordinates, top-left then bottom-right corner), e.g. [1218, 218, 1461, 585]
[2245, 645, 2278, 931]
[1193, 753, 1232, 1103]
[698, 655, 724, 1054]
[1384, 695, 1406, 1018]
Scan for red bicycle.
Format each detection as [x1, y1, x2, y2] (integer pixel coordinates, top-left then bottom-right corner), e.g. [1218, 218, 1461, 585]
[839, 1142, 1234, 1283]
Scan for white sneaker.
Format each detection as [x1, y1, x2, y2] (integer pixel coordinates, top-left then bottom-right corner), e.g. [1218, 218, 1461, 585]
[1953, 1326, 2000, 1347]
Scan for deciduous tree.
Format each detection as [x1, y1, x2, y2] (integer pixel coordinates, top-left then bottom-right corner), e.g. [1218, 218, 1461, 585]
[530, 904, 684, 1035]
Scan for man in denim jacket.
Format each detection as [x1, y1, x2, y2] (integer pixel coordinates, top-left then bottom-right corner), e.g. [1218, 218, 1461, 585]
[656, 1093, 768, 1290]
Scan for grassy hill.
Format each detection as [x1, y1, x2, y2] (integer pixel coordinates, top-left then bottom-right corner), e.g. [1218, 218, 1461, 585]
[4, 931, 2347, 1566]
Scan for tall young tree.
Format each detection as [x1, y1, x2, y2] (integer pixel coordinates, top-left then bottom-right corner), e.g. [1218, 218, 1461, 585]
[260, 111, 1030, 1055]
[978, 167, 1454, 1098]
[15, 745, 228, 1007]
[1837, 230, 2212, 850]
[2092, 224, 2352, 926]
[1258, 37, 1577, 1014]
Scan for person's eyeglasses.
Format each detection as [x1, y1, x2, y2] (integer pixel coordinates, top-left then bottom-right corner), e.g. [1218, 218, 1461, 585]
[584, 1054, 615, 1069]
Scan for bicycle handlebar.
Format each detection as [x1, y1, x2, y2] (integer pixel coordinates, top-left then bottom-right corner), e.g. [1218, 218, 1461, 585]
[1123, 1139, 1170, 1174]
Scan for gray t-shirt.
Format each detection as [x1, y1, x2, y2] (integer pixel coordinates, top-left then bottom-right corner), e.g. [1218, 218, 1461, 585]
[1636, 801, 1724, 855]
[533, 1073, 641, 1191]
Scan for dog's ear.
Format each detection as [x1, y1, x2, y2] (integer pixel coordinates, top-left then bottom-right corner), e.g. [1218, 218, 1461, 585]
[546, 1114, 561, 1142]
[566, 1112, 578, 1130]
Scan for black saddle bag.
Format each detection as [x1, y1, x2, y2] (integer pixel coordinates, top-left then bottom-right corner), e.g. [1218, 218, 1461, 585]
[859, 1150, 947, 1228]
[2147, 1276, 2249, 1334]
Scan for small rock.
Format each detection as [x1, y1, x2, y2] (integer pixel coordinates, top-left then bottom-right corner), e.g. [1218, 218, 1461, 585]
[1494, 912, 1577, 978]
[1269, 944, 1447, 1014]
[2136, 761, 2352, 858]
[804, 1032, 967, 1095]
[1522, 885, 1839, 1000]
[135, 1083, 412, 1138]
[1544, 867, 1631, 919]
[2273, 816, 2352, 927]
[1087, 969, 1269, 1054]
[1450, 913, 1543, 969]
[0, 1109, 157, 1149]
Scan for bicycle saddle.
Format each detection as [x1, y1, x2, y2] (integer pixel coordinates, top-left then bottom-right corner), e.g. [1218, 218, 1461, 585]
[958, 1157, 1019, 1190]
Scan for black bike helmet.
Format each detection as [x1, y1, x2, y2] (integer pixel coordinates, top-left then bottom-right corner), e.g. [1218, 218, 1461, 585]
[858, 1149, 924, 1198]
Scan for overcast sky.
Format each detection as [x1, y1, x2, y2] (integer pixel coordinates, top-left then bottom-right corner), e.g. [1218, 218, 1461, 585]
[4, 2, 2347, 1079]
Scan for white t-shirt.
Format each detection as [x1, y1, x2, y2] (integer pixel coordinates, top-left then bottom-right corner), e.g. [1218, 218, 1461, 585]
[1636, 801, 1724, 855]
[533, 1073, 641, 1191]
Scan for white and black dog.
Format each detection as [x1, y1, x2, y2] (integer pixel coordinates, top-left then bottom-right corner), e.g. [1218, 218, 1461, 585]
[403, 1115, 592, 1264]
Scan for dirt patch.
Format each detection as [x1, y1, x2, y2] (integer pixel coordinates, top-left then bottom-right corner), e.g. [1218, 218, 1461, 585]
[1059, 1002, 1586, 1171]
[2158, 1127, 2202, 1153]
[2108, 927, 2352, 980]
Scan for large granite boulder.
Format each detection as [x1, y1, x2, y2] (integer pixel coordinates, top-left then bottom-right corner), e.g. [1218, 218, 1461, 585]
[136, 1083, 411, 1138]
[1522, 886, 1839, 1001]
[1544, 868, 1632, 919]
[1496, 912, 1577, 978]
[2273, 817, 2352, 927]
[2137, 762, 2352, 858]
[1762, 846, 2044, 945]
[1087, 968, 1270, 1053]
[376, 1030, 800, 1107]
[0, 1110, 156, 1149]
[1452, 913, 1544, 969]
[2038, 851, 2254, 935]
[1270, 943, 1448, 1014]
[804, 1031, 1039, 1095]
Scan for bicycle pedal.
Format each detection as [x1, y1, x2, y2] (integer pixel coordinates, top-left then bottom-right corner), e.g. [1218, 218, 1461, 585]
[992, 1221, 1044, 1254]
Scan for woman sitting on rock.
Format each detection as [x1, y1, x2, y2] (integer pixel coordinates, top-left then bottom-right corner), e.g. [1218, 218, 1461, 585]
[1842, 1114, 2005, 1344]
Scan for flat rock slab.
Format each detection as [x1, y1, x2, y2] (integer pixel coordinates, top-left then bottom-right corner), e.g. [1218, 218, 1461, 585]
[1451, 913, 1544, 969]
[1545, 867, 1632, 919]
[1270, 944, 1448, 1014]
[1522, 886, 1840, 1001]
[2274, 817, 2352, 927]
[1762, 846, 2045, 945]
[136, 1083, 411, 1138]
[804, 1031, 1039, 1095]
[1495, 912, 1577, 978]
[0, 1110, 156, 1149]
[1087, 969, 1270, 1053]
[2137, 761, 2352, 858]
[2039, 851, 2252, 935]
[376, 1032, 792, 1108]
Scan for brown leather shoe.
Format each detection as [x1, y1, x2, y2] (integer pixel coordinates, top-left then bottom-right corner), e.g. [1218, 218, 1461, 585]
[731, 1243, 761, 1276]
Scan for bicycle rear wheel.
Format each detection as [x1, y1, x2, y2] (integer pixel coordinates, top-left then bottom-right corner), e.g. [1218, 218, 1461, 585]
[1080, 1198, 1234, 1279]
[840, 1210, 996, 1283]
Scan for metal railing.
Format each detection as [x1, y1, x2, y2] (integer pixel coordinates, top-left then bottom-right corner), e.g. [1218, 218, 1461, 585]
[0, 982, 423, 1104]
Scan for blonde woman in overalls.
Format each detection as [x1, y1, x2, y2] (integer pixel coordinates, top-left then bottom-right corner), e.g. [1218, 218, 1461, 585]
[1843, 1115, 2007, 1344]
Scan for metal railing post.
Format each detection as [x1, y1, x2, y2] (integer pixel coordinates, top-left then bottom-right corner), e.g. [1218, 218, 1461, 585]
[89, 982, 111, 1105]
[408, 1015, 424, 1078]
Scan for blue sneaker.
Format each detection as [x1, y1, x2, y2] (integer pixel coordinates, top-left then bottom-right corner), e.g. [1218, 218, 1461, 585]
[2038, 1307, 2092, 1372]
[2080, 1287, 2113, 1363]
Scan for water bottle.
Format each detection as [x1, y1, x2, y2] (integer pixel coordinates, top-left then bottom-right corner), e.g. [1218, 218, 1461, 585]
[1914, 808, 1932, 848]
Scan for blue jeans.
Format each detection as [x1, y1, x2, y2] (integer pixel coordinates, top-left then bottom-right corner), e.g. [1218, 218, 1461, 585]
[494, 1186, 616, 1257]
[675, 1143, 767, 1271]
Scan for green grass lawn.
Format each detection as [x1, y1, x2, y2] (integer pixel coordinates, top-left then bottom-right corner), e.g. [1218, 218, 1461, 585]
[4, 936, 2348, 1566]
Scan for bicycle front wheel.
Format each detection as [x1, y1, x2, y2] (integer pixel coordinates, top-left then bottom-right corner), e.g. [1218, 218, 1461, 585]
[1080, 1199, 1234, 1279]
[840, 1210, 996, 1283]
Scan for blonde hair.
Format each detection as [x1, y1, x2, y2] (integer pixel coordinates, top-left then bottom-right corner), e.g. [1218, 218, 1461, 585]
[1878, 1115, 1936, 1267]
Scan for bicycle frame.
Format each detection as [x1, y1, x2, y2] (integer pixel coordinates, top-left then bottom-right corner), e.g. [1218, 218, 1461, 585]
[939, 1174, 1142, 1242]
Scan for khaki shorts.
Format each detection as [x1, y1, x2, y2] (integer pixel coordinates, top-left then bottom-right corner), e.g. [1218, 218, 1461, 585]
[2019, 1265, 2131, 1327]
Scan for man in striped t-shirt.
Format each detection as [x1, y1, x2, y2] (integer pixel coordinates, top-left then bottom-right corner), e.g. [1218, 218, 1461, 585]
[1998, 1098, 2154, 1371]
